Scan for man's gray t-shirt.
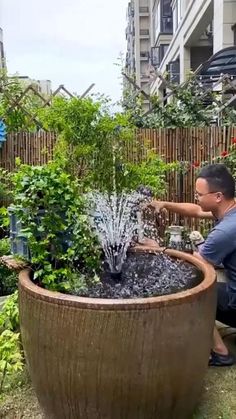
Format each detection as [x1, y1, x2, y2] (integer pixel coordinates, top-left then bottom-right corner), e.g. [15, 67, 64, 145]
[199, 207, 236, 309]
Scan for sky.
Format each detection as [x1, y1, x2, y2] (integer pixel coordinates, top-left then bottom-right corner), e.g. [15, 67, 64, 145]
[1, 0, 128, 103]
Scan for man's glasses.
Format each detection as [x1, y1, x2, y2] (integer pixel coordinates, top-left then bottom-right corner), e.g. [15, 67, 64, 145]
[195, 191, 218, 198]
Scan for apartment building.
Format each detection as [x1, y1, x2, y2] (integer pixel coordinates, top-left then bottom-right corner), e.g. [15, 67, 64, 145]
[0, 27, 5, 69]
[151, 0, 236, 96]
[13, 75, 52, 96]
[125, 0, 236, 100]
[125, 0, 151, 106]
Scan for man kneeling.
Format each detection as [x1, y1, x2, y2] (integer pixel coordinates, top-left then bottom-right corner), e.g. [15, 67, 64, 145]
[148, 164, 236, 367]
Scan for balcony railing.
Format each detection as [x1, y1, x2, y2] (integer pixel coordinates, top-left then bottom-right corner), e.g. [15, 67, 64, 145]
[140, 74, 150, 82]
[139, 29, 150, 37]
[139, 6, 149, 14]
[140, 51, 149, 60]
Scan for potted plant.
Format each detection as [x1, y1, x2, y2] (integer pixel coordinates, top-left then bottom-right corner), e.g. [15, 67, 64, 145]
[12, 161, 217, 419]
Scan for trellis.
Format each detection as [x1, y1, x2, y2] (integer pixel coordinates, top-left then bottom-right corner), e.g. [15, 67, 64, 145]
[0, 79, 95, 129]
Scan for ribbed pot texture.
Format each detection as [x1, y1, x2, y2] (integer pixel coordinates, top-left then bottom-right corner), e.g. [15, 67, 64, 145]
[19, 249, 216, 419]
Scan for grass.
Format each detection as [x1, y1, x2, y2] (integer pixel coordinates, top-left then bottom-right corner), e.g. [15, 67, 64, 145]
[0, 333, 235, 419]
[194, 331, 236, 419]
[194, 367, 236, 419]
[0, 370, 42, 418]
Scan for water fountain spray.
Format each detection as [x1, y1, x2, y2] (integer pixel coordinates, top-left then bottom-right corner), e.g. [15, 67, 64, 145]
[87, 191, 143, 281]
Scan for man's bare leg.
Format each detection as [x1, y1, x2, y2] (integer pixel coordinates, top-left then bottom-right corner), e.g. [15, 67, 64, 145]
[212, 326, 228, 355]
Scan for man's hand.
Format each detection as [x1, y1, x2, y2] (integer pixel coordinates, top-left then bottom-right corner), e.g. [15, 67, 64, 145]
[143, 200, 168, 214]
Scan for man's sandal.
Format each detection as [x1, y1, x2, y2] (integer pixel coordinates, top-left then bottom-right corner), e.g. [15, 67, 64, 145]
[209, 350, 235, 367]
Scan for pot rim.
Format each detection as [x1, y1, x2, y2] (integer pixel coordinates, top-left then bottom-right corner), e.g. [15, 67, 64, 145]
[19, 248, 216, 310]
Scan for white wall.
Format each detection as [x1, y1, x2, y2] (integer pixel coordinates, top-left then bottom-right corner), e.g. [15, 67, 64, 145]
[214, 0, 236, 52]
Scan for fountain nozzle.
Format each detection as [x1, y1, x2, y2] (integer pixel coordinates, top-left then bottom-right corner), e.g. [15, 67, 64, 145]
[110, 271, 122, 282]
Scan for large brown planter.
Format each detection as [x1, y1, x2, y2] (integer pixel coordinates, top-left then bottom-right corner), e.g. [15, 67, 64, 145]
[19, 249, 216, 419]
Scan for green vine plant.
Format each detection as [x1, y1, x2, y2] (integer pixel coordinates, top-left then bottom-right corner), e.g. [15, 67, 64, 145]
[11, 161, 101, 293]
[0, 329, 23, 392]
[0, 168, 13, 231]
[0, 291, 19, 335]
[121, 72, 236, 128]
[0, 292, 23, 392]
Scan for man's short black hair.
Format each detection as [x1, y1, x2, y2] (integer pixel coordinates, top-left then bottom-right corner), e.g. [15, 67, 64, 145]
[197, 164, 235, 199]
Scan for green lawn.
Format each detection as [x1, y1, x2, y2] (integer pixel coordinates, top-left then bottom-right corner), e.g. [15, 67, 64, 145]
[194, 331, 236, 419]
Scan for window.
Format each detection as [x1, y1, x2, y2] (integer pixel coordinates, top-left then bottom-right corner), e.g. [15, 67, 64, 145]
[172, 0, 181, 32]
[150, 44, 169, 68]
[153, 2, 160, 41]
[153, 0, 173, 40]
[160, 44, 169, 62]
[167, 59, 180, 83]
[162, 0, 172, 17]
[151, 47, 160, 67]
[161, 0, 173, 33]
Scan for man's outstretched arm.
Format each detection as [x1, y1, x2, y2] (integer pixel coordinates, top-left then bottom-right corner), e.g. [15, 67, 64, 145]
[147, 201, 213, 219]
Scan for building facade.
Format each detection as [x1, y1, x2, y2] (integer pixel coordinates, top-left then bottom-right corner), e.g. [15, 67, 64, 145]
[125, 0, 236, 100]
[0, 1, 5, 70]
[125, 0, 151, 106]
[0, 27, 5, 69]
[13, 75, 52, 96]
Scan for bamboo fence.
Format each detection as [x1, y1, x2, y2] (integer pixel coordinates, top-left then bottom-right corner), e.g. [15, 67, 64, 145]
[1, 127, 235, 230]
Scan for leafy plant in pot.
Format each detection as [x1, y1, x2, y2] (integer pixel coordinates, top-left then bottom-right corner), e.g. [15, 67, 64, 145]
[14, 162, 216, 419]
[12, 162, 101, 293]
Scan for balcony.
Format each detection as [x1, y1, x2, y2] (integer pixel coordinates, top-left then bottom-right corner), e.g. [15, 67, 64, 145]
[139, 6, 149, 16]
[140, 73, 150, 80]
[140, 51, 149, 60]
[139, 29, 150, 38]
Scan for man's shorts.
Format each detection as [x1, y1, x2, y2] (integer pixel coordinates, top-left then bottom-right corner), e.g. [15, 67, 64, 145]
[216, 282, 236, 327]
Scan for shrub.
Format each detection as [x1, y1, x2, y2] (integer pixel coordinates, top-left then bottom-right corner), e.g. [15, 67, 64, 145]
[12, 162, 101, 292]
[0, 238, 18, 296]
